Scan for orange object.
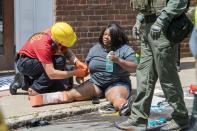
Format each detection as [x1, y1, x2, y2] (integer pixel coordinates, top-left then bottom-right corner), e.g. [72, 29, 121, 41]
[29, 95, 44, 107]
[189, 85, 197, 94]
[75, 60, 88, 70]
[74, 68, 88, 77]
[29, 91, 67, 107]
[75, 60, 89, 77]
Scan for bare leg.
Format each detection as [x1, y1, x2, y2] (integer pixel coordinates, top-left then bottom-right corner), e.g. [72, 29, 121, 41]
[28, 88, 39, 96]
[29, 80, 102, 107]
[105, 86, 129, 110]
[64, 80, 101, 102]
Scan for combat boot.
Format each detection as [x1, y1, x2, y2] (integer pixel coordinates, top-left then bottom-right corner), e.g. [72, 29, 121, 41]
[160, 119, 188, 131]
[9, 73, 23, 95]
[114, 118, 146, 130]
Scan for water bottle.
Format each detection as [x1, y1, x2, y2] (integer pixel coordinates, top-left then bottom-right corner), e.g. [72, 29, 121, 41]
[106, 51, 114, 72]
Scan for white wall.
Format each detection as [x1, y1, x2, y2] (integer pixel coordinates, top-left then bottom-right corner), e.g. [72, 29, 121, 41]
[14, 0, 54, 52]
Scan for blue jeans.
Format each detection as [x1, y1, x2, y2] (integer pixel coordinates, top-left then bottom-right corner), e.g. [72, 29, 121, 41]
[17, 55, 73, 94]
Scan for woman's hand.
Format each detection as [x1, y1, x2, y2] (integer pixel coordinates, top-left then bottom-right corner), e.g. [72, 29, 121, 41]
[107, 54, 137, 73]
[108, 54, 120, 63]
[107, 51, 120, 63]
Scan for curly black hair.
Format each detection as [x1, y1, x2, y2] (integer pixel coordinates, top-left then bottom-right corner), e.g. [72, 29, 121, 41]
[99, 22, 129, 50]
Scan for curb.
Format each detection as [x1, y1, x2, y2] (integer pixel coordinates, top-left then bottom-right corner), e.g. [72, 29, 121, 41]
[6, 99, 109, 130]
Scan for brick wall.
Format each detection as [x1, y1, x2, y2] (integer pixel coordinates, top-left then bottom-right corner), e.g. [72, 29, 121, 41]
[55, 0, 197, 61]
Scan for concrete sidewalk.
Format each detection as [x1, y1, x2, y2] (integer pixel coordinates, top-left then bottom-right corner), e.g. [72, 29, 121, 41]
[0, 57, 196, 129]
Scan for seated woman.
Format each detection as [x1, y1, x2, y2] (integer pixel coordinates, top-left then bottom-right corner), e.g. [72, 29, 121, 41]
[85, 23, 137, 114]
[29, 23, 137, 116]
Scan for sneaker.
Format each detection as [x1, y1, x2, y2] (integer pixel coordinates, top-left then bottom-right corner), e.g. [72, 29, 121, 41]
[160, 119, 188, 131]
[98, 104, 116, 114]
[9, 73, 24, 95]
[119, 96, 133, 116]
[114, 118, 146, 130]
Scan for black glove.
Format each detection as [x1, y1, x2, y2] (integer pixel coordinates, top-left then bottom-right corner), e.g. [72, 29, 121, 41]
[150, 11, 170, 40]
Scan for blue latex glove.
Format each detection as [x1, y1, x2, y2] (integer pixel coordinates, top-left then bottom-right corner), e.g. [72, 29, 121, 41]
[150, 21, 162, 40]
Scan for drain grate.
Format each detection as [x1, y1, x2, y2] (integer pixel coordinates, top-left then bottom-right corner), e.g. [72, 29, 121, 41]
[0, 75, 14, 91]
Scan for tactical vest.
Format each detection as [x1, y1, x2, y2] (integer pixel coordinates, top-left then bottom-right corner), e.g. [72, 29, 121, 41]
[131, 0, 166, 14]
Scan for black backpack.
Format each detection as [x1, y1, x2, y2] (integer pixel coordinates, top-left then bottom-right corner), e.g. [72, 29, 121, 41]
[166, 0, 193, 44]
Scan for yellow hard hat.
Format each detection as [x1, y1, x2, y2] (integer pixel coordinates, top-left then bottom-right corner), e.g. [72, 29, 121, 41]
[51, 22, 77, 47]
[195, 6, 197, 26]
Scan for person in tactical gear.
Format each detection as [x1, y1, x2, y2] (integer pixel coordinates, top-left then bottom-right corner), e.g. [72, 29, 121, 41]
[115, 0, 189, 130]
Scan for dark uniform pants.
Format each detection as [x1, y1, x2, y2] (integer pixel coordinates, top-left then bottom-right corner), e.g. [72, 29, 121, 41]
[16, 55, 73, 94]
[130, 22, 189, 126]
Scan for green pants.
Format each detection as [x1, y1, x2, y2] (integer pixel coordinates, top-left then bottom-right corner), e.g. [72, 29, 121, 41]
[130, 23, 189, 126]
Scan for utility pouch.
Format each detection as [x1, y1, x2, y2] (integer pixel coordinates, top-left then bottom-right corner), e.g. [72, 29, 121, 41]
[131, 0, 165, 12]
[166, 13, 194, 44]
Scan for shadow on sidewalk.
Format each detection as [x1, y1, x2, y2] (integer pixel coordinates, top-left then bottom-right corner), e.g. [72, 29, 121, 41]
[14, 92, 28, 95]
